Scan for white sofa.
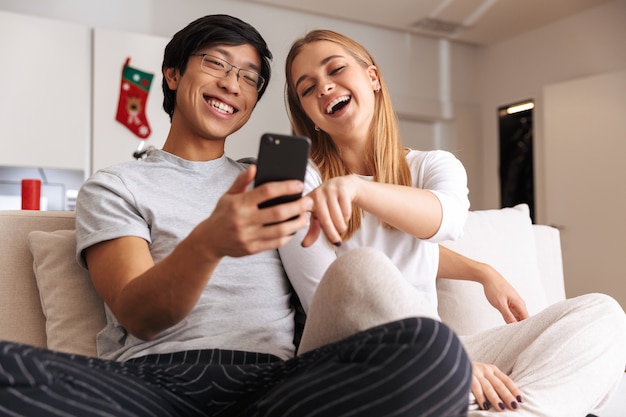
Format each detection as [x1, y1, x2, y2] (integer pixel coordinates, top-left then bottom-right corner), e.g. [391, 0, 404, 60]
[0, 205, 623, 415]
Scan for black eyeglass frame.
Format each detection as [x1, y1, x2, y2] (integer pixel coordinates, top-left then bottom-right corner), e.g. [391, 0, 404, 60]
[190, 53, 265, 92]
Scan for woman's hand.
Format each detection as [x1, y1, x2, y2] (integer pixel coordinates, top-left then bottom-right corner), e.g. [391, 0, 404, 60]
[437, 246, 528, 323]
[481, 264, 529, 323]
[471, 361, 523, 412]
[301, 175, 358, 247]
[301, 174, 444, 247]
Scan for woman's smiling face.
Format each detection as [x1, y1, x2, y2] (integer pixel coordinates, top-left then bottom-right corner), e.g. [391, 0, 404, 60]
[290, 40, 379, 141]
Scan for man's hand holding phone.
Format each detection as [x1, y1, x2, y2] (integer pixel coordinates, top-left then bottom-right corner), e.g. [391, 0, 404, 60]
[208, 164, 312, 258]
[252, 168, 312, 228]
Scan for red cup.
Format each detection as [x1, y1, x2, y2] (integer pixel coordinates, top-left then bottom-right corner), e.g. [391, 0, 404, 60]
[21, 179, 41, 210]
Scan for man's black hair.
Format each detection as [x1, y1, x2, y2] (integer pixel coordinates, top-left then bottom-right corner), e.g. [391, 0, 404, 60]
[162, 14, 272, 121]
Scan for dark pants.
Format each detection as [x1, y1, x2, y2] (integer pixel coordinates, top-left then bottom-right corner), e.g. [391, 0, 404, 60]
[0, 317, 471, 417]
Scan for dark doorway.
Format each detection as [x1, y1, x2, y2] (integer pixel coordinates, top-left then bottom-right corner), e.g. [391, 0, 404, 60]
[498, 100, 535, 222]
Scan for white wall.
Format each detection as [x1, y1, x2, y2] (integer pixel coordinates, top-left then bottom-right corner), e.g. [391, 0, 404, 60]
[449, 41, 483, 207]
[543, 69, 626, 307]
[476, 0, 626, 217]
[0, 0, 470, 166]
[1, 0, 622, 213]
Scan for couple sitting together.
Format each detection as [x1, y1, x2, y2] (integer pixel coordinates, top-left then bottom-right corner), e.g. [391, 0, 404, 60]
[0, 13, 624, 417]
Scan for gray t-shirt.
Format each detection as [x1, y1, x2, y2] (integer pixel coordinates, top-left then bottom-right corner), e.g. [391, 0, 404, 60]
[75, 149, 295, 361]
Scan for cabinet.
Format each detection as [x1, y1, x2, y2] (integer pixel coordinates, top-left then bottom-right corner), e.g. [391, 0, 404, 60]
[0, 11, 90, 171]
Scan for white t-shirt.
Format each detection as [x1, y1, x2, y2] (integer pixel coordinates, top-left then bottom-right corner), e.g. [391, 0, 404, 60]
[279, 149, 469, 315]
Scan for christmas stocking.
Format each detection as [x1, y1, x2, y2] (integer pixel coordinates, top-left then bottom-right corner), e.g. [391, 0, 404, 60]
[115, 58, 154, 139]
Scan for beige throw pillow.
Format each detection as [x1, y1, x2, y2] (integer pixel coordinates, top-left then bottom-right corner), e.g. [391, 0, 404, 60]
[28, 229, 106, 357]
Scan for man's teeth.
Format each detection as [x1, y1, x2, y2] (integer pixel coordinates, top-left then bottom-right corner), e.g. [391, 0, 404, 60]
[209, 99, 234, 114]
[326, 96, 350, 114]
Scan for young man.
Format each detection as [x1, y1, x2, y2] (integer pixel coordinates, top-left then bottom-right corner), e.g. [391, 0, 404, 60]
[0, 15, 471, 416]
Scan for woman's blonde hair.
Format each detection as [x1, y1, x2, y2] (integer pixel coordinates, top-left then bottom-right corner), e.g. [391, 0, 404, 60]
[285, 29, 411, 239]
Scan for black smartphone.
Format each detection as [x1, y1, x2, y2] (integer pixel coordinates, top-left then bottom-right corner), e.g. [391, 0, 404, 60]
[254, 132, 311, 209]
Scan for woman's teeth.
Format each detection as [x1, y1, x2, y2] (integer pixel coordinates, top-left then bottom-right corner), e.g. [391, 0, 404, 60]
[326, 96, 350, 114]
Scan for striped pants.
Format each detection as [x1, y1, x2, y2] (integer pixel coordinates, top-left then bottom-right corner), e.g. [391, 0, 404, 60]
[0, 317, 471, 417]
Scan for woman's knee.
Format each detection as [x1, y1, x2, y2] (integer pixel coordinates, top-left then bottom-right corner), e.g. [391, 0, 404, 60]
[320, 247, 417, 300]
[572, 293, 626, 322]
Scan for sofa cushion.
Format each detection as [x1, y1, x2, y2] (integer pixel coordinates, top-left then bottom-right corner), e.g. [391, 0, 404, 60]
[28, 229, 106, 357]
[437, 204, 548, 336]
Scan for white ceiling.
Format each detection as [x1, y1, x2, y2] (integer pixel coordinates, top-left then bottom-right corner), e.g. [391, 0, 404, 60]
[236, 0, 613, 45]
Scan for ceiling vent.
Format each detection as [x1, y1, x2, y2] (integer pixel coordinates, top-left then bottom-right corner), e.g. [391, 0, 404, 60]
[410, 17, 468, 36]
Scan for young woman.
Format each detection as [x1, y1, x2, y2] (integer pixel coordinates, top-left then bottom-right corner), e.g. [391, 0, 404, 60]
[279, 29, 626, 416]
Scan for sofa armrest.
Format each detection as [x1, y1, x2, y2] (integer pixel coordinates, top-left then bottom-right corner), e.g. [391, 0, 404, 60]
[532, 224, 566, 305]
[0, 210, 75, 348]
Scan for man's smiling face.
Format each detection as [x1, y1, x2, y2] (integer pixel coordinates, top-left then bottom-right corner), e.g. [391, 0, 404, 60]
[166, 43, 262, 142]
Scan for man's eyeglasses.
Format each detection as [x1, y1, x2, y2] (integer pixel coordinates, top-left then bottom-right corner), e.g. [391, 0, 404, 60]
[191, 54, 265, 92]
